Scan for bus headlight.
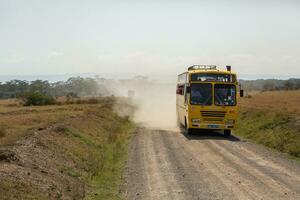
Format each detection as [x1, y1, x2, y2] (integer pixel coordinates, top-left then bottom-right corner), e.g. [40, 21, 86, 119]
[226, 119, 235, 124]
[191, 118, 201, 123]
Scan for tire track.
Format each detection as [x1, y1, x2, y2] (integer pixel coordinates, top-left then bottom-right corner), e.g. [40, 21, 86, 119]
[122, 128, 150, 200]
[227, 141, 300, 181]
[182, 135, 263, 199]
[211, 140, 300, 196]
[159, 130, 237, 200]
[144, 129, 181, 200]
[203, 140, 292, 199]
[122, 128, 300, 200]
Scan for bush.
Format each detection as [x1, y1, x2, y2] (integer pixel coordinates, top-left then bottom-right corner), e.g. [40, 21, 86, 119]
[22, 92, 56, 106]
[0, 125, 6, 138]
[86, 98, 100, 104]
[74, 98, 100, 105]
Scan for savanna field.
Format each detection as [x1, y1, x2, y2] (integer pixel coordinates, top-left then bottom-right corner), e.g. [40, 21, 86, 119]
[236, 90, 300, 158]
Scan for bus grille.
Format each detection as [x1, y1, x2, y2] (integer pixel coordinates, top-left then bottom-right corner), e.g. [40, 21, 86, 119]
[201, 111, 226, 121]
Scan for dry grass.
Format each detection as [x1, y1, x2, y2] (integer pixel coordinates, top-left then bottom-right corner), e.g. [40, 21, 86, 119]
[0, 97, 117, 145]
[239, 90, 300, 114]
[0, 97, 135, 199]
[0, 125, 6, 138]
[0, 99, 87, 145]
[236, 90, 300, 159]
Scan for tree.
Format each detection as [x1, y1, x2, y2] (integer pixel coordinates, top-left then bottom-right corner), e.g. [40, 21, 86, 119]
[22, 92, 55, 106]
[29, 80, 51, 95]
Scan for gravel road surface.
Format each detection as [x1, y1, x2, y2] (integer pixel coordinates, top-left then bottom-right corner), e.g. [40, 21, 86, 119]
[122, 127, 300, 200]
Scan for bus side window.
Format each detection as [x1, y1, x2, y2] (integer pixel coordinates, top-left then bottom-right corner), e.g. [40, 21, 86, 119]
[184, 85, 189, 105]
[176, 85, 184, 95]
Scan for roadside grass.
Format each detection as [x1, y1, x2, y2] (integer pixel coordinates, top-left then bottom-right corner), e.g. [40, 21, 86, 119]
[0, 179, 48, 200]
[0, 97, 135, 199]
[86, 122, 134, 200]
[59, 166, 81, 178]
[235, 108, 300, 158]
[54, 107, 135, 200]
[0, 125, 6, 137]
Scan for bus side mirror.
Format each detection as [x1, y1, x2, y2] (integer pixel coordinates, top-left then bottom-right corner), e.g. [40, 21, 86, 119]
[186, 86, 191, 93]
[240, 90, 244, 97]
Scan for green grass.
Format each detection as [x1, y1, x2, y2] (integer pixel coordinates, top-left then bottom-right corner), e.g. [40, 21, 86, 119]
[59, 166, 81, 178]
[52, 104, 136, 200]
[86, 122, 135, 200]
[235, 108, 300, 158]
[61, 122, 135, 200]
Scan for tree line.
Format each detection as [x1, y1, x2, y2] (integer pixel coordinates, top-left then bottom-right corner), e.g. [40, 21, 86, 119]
[0, 77, 106, 99]
[240, 78, 300, 91]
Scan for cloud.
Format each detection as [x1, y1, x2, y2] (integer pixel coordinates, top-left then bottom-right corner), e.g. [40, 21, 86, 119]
[0, 53, 25, 64]
[47, 51, 64, 61]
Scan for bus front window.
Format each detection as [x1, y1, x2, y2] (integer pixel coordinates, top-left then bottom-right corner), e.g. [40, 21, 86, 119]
[190, 84, 212, 105]
[214, 84, 236, 106]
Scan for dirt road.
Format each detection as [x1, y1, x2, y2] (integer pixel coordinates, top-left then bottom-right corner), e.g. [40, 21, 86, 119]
[122, 128, 300, 200]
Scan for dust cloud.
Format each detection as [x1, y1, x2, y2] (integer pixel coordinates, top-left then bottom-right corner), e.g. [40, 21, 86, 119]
[107, 77, 177, 130]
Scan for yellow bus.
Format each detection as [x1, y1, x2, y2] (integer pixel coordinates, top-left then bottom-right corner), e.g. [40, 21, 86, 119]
[176, 65, 243, 136]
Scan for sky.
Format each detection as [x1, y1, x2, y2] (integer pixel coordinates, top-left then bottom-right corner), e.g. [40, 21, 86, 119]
[0, 0, 300, 79]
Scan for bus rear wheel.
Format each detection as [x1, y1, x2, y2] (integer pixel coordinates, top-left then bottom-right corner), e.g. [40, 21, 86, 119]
[224, 129, 231, 137]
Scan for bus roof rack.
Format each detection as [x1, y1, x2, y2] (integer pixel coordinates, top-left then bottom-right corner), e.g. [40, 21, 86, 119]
[188, 65, 217, 71]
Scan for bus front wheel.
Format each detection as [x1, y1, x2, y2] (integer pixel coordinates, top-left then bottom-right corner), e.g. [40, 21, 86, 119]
[224, 129, 231, 137]
[186, 128, 193, 135]
[184, 117, 192, 135]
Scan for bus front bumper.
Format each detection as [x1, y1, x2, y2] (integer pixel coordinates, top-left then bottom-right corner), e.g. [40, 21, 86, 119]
[190, 123, 234, 130]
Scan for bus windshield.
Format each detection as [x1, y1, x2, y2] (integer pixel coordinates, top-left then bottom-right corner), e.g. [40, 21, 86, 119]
[214, 84, 236, 106]
[190, 83, 212, 105]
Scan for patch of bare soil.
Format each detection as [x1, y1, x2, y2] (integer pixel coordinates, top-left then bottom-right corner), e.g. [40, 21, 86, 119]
[0, 125, 85, 200]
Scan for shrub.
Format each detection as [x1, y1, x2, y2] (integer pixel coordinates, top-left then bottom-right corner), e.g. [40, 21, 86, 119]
[0, 126, 6, 138]
[86, 98, 100, 104]
[22, 92, 56, 106]
[75, 99, 83, 104]
[74, 98, 100, 105]
[66, 92, 78, 103]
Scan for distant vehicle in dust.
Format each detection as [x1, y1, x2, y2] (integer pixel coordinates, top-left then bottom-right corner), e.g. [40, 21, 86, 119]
[128, 90, 135, 98]
[176, 65, 244, 136]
